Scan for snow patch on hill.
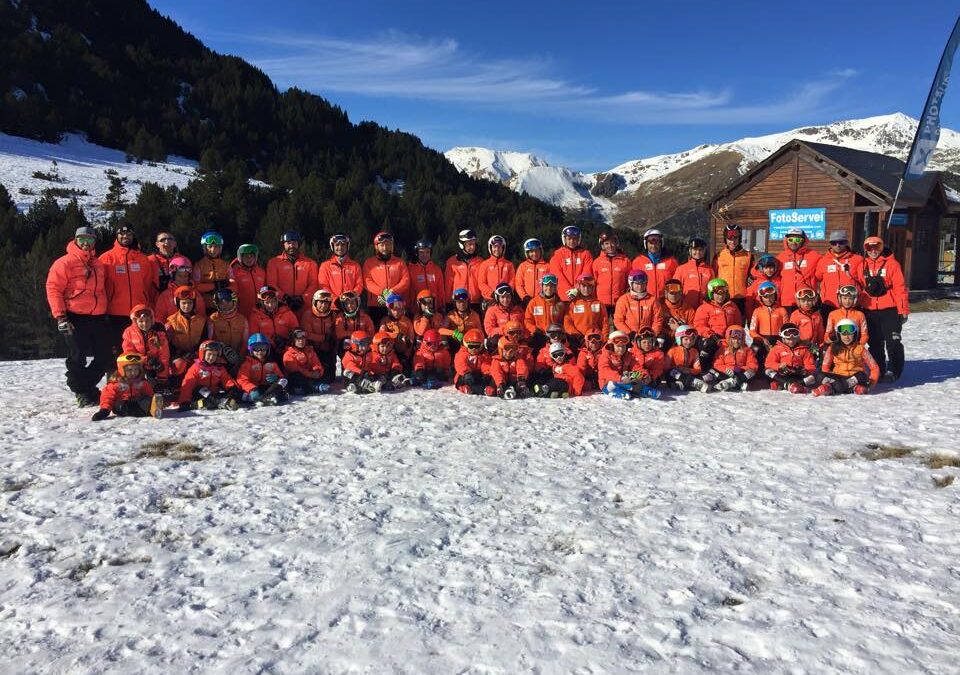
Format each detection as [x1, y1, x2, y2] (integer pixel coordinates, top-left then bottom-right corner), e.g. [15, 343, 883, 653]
[0, 132, 198, 222]
[1, 312, 959, 671]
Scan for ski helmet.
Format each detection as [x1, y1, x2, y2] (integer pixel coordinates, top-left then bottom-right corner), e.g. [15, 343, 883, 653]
[598, 230, 618, 246]
[643, 228, 663, 241]
[498, 338, 518, 358]
[457, 229, 477, 251]
[504, 320, 524, 340]
[414, 239, 433, 252]
[835, 318, 859, 336]
[257, 285, 279, 301]
[290, 328, 307, 342]
[628, 269, 648, 284]
[675, 324, 698, 345]
[688, 237, 708, 249]
[423, 329, 441, 349]
[339, 290, 360, 315]
[200, 231, 223, 247]
[350, 330, 371, 351]
[116, 352, 143, 375]
[607, 330, 630, 346]
[329, 233, 350, 250]
[130, 304, 154, 321]
[463, 329, 485, 351]
[215, 288, 238, 307]
[168, 255, 192, 273]
[548, 341, 566, 362]
[756, 254, 779, 271]
[706, 278, 728, 301]
[561, 225, 581, 242]
[236, 244, 258, 258]
[795, 287, 817, 301]
[541, 274, 558, 286]
[281, 231, 301, 243]
[576, 272, 595, 285]
[488, 234, 506, 254]
[386, 293, 404, 308]
[725, 325, 745, 340]
[756, 281, 778, 298]
[198, 340, 223, 360]
[373, 231, 393, 245]
[723, 223, 742, 240]
[493, 282, 513, 299]
[313, 288, 334, 303]
[779, 322, 800, 340]
[452, 287, 470, 302]
[372, 331, 394, 352]
[247, 333, 270, 352]
[174, 286, 197, 303]
[523, 237, 542, 251]
[416, 289, 434, 303]
[664, 278, 683, 294]
[635, 327, 657, 345]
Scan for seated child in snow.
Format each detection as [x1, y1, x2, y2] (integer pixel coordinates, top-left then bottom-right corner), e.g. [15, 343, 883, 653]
[412, 328, 452, 388]
[533, 341, 585, 398]
[341, 331, 411, 394]
[236, 333, 289, 406]
[597, 330, 660, 400]
[575, 331, 604, 391]
[764, 322, 817, 393]
[176, 340, 242, 411]
[665, 324, 709, 393]
[282, 328, 331, 395]
[823, 284, 869, 345]
[122, 304, 171, 385]
[813, 318, 880, 396]
[453, 329, 493, 395]
[632, 327, 667, 394]
[489, 339, 531, 399]
[91, 353, 165, 421]
[708, 325, 759, 392]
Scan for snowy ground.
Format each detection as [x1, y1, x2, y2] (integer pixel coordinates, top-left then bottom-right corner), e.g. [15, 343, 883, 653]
[1, 312, 959, 673]
[0, 132, 197, 222]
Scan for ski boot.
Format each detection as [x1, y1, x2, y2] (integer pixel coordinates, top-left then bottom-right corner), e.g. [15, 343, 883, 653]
[769, 381, 781, 391]
[853, 384, 869, 395]
[691, 377, 711, 393]
[150, 393, 165, 419]
[501, 386, 517, 400]
[639, 385, 662, 400]
[788, 382, 806, 394]
[812, 384, 832, 397]
[714, 378, 737, 392]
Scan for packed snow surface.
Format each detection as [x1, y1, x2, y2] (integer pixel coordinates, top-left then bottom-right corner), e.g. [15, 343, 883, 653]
[2, 311, 960, 672]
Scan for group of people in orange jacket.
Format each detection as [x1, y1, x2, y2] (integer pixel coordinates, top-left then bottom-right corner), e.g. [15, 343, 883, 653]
[45, 219, 909, 419]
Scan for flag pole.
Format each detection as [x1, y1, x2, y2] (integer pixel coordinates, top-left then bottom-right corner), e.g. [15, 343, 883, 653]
[883, 178, 904, 238]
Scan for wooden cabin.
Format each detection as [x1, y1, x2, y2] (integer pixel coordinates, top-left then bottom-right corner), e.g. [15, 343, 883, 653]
[708, 140, 960, 290]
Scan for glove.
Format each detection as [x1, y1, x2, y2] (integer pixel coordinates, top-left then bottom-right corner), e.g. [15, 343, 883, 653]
[222, 346, 240, 366]
[669, 368, 681, 380]
[378, 288, 393, 305]
[565, 288, 579, 300]
[725, 368, 735, 376]
[744, 369, 755, 380]
[246, 389, 262, 403]
[91, 408, 110, 421]
[277, 377, 288, 389]
[286, 295, 304, 312]
[484, 336, 499, 353]
[57, 318, 74, 336]
[900, 315, 908, 325]
[779, 365, 791, 374]
[451, 330, 464, 343]
[265, 374, 279, 385]
[146, 356, 162, 371]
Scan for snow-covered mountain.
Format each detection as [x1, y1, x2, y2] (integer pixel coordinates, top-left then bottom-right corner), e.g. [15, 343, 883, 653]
[445, 114, 960, 231]
[0, 132, 200, 222]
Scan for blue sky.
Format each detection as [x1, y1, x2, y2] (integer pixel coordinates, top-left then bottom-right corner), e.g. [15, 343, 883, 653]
[150, 0, 960, 172]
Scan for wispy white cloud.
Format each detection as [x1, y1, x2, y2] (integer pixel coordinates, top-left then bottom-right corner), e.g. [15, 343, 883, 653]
[223, 30, 857, 125]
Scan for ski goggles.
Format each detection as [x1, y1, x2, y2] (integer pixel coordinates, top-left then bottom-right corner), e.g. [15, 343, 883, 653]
[330, 235, 349, 246]
[373, 232, 393, 244]
[340, 291, 359, 303]
[132, 307, 154, 319]
[452, 288, 470, 301]
[352, 338, 372, 348]
[118, 353, 143, 367]
[635, 328, 657, 342]
[864, 242, 883, 251]
[757, 285, 778, 298]
[75, 235, 96, 245]
[829, 239, 848, 246]
[170, 263, 193, 274]
[585, 332, 603, 344]
[726, 329, 745, 339]
[836, 324, 858, 336]
[249, 341, 270, 352]
[795, 288, 817, 301]
[464, 341, 484, 352]
[785, 236, 804, 244]
[676, 327, 698, 340]
[664, 280, 682, 293]
[257, 286, 278, 299]
[838, 285, 859, 297]
[291, 329, 307, 340]
[779, 327, 800, 339]
[201, 233, 224, 246]
[609, 334, 630, 345]
[541, 274, 558, 286]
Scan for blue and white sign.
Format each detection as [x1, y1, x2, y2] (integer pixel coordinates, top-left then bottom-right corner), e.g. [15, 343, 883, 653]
[768, 208, 827, 240]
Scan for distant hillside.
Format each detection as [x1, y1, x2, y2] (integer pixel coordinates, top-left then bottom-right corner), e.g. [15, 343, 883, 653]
[447, 114, 960, 239]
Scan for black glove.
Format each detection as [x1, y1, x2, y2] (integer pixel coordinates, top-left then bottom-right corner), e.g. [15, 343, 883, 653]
[221, 345, 241, 367]
[484, 336, 499, 353]
[214, 279, 230, 292]
[146, 356, 162, 371]
[286, 295, 304, 312]
[91, 409, 110, 421]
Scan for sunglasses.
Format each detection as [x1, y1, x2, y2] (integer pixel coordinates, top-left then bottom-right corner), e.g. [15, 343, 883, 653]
[836, 324, 858, 336]
[830, 240, 848, 246]
[796, 289, 817, 300]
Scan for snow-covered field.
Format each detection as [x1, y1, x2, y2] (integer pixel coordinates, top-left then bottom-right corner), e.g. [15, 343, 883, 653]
[2, 312, 959, 673]
[0, 132, 198, 222]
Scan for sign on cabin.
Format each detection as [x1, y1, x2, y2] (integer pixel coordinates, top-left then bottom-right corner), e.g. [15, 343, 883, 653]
[768, 208, 827, 240]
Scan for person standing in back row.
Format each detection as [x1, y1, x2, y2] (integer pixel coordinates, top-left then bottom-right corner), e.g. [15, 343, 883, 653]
[632, 228, 678, 299]
[266, 231, 318, 314]
[46, 226, 112, 407]
[550, 226, 593, 300]
[858, 236, 908, 382]
[815, 230, 864, 321]
[714, 223, 753, 315]
[100, 221, 158, 354]
[363, 231, 410, 326]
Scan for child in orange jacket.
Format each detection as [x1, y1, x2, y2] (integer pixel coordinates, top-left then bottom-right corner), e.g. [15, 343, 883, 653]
[193, 231, 234, 311]
[282, 328, 331, 395]
[453, 328, 493, 395]
[91, 353, 165, 421]
[379, 294, 416, 364]
[490, 339, 530, 399]
[341, 331, 381, 393]
[665, 324, 709, 393]
[789, 287, 826, 359]
[630, 328, 666, 399]
[176, 340, 241, 411]
[371, 331, 411, 390]
[412, 289, 445, 338]
[764, 322, 817, 393]
[824, 284, 869, 345]
[237, 333, 289, 405]
[334, 291, 376, 352]
[412, 329, 452, 388]
[533, 342, 585, 398]
[693, 278, 743, 369]
[575, 331, 604, 391]
[813, 319, 880, 396]
[598, 331, 657, 400]
[748, 281, 789, 365]
[122, 304, 171, 383]
[708, 325, 759, 392]
[744, 254, 783, 320]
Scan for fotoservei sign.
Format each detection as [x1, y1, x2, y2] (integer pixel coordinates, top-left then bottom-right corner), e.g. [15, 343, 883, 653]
[768, 208, 827, 240]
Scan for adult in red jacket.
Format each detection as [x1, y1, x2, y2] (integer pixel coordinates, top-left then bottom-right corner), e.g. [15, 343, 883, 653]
[673, 237, 713, 308]
[100, 221, 159, 353]
[858, 236, 909, 381]
[445, 229, 484, 309]
[515, 238, 551, 304]
[815, 230, 864, 314]
[248, 285, 300, 350]
[230, 244, 266, 319]
[407, 239, 446, 307]
[593, 230, 631, 311]
[549, 225, 594, 299]
[45, 226, 112, 405]
[265, 231, 318, 314]
[318, 233, 364, 300]
[148, 231, 179, 293]
[776, 226, 821, 312]
[613, 269, 665, 338]
[363, 231, 410, 325]
[631, 228, 679, 299]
